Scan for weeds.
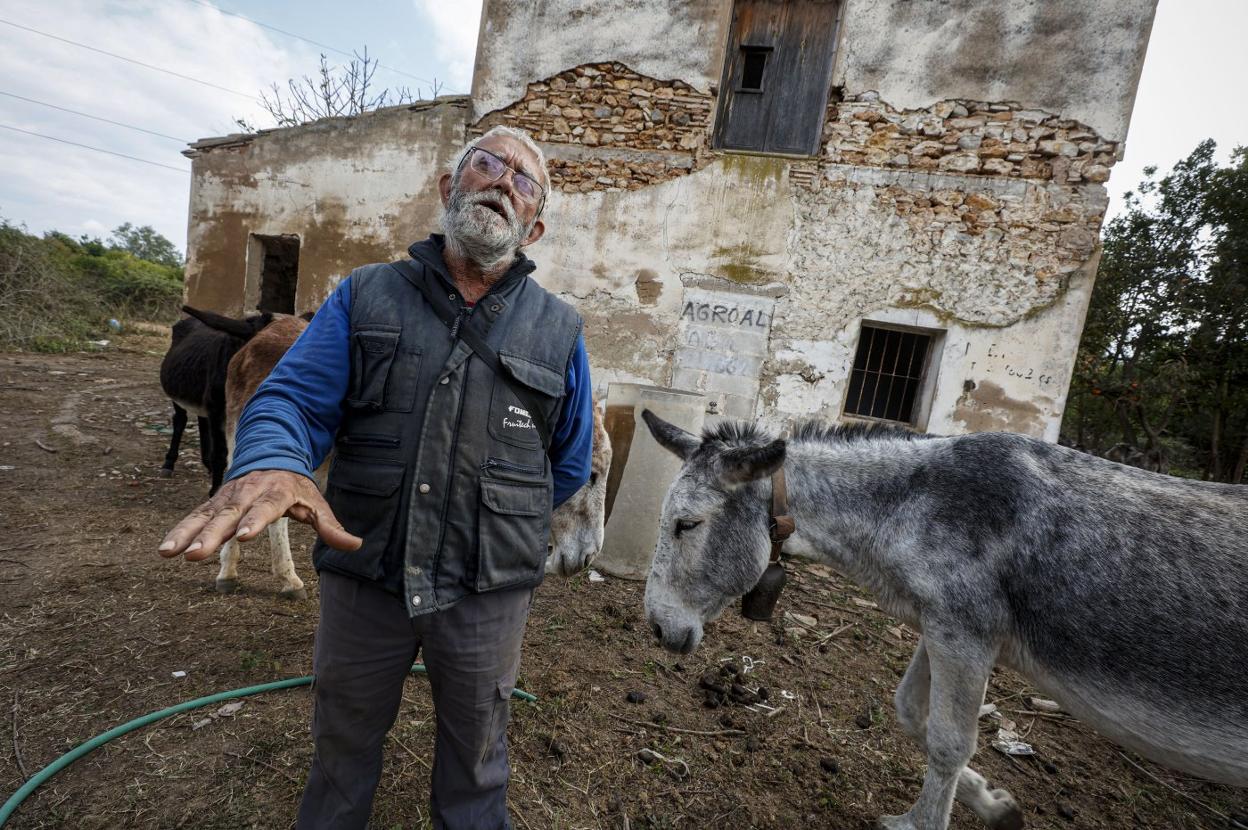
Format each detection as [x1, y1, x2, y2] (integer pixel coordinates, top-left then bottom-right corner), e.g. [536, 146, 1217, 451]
[0, 219, 183, 351]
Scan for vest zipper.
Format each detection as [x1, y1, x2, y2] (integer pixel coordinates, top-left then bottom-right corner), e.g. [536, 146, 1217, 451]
[449, 306, 467, 339]
[338, 433, 401, 448]
[481, 458, 544, 478]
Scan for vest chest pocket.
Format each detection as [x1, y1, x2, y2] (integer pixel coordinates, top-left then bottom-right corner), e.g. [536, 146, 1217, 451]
[476, 476, 550, 592]
[347, 327, 421, 413]
[488, 351, 565, 450]
[315, 455, 406, 580]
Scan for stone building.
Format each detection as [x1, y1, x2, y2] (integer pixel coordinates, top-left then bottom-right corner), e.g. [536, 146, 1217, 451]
[182, 0, 1158, 441]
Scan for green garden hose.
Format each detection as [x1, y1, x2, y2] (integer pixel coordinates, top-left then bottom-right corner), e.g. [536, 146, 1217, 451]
[0, 664, 536, 827]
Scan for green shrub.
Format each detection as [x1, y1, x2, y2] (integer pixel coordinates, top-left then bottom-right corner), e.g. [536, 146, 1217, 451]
[0, 219, 184, 351]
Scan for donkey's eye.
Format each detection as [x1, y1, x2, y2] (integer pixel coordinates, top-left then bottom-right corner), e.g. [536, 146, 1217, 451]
[674, 519, 702, 538]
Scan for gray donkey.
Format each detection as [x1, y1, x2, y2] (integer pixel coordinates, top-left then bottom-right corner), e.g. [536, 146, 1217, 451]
[640, 410, 1248, 830]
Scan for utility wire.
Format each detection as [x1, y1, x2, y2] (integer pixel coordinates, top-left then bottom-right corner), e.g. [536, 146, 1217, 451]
[0, 123, 190, 174]
[180, 0, 437, 87]
[0, 90, 190, 143]
[0, 17, 258, 100]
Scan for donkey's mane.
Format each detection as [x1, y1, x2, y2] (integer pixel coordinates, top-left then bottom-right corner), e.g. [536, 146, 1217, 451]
[790, 419, 935, 445]
[703, 419, 933, 447]
[702, 420, 773, 446]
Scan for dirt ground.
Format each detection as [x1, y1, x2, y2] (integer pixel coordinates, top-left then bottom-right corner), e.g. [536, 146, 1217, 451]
[1, 329, 1245, 830]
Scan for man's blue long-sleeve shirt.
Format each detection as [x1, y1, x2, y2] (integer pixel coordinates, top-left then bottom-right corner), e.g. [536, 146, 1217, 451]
[226, 275, 594, 509]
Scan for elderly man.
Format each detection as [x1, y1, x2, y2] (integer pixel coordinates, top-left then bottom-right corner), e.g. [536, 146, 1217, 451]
[159, 126, 593, 829]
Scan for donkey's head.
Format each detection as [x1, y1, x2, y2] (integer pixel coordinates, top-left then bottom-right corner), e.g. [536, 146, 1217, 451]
[641, 409, 785, 654]
[547, 397, 612, 576]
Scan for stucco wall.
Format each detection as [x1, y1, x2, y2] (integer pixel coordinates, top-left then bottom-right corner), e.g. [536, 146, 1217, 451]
[835, 0, 1158, 142]
[182, 99, 469, 315]
[471, 0, 729, 121]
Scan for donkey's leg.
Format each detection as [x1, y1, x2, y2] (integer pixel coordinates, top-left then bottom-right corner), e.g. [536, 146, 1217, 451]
[206, 415, 228, 497]
[268, 519, 307, 601]
[216, 538, 242, 594]
[894, 639, 932, 744]
[160, 404, 188, 477]
[196, 416, 211, 467]
[880, 634, 996, 830]
[893, 639, 1023, 830]
[954, 769, 1023, 830]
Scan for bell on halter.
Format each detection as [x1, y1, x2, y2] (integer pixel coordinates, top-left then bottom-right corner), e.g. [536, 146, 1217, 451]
[741, 562, 787, 621]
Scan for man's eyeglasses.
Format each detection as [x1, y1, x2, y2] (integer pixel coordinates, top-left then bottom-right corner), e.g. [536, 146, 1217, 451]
[460, 146, 546, 206]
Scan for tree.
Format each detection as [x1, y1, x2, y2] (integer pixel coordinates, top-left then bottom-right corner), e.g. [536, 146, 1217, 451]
[109, 223, 182, 268]
[1063, 140, 1248, 482]
[238, 47, 441, 131]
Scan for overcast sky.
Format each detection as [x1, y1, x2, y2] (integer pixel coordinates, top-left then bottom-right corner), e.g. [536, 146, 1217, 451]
[0, 0, 1244, 255]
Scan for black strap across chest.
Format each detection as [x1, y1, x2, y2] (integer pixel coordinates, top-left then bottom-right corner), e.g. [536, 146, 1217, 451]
[388, 259, 554, 451]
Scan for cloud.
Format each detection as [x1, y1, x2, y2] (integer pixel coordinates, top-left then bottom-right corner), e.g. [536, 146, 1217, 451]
[413, 0, 482, 93]
[1105, 0, 1248, 219]
[0, 0, 316, 251]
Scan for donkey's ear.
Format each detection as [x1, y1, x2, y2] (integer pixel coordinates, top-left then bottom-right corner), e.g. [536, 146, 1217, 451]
[718, 439, 786, 486]
[642, 409, 700, 460]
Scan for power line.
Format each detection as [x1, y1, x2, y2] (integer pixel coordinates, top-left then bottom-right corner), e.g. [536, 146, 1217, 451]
[180, 0, 437, 87]
[0, 90, 190, 143]
[0, 17, 258, 100]
[0, 123, 190, 174]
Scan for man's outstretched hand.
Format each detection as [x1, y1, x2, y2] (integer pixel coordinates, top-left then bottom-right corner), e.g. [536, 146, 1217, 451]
[158, 469, 363, 562]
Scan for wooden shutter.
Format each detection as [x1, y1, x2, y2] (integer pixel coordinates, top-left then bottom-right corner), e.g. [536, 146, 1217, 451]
[713, 0, 841, 156]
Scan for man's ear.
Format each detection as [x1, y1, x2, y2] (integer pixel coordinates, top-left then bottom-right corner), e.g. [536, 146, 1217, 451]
[438, 172, 453, 207]
[521, 217, 545, 247]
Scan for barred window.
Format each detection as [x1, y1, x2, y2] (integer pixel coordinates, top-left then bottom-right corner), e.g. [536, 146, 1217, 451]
[843, 325, 933, 424]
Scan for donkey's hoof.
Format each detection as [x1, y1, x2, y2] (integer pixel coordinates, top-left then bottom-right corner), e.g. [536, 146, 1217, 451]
[984, 790, 1024, 830]
[215, 579, 239, 594]
[279, 587, 308, 601]
[988, 810, 1024, 830]
[158, 468, 173, 479]
[877, 815, 916, 830]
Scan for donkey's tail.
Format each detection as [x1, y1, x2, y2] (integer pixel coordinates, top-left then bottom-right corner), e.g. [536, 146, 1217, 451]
[181, 305, 273, 340]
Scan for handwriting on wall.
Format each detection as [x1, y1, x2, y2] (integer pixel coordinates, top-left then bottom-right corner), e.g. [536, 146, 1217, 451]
[673, 288, 776, 418]
[969, 343, 1054, 386]
[680, 301, 771, 329]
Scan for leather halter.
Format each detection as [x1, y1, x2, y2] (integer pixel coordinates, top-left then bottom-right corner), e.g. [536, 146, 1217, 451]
[768, 466, 795, 562]
[741, 465, 795, 621]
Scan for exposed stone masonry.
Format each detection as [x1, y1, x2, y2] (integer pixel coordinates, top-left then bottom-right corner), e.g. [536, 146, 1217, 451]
[785, 165, 1108, 335]
[478, 64, 1123, 196]
[475, 62, 713, 192]
[823, 92, 1122, 184]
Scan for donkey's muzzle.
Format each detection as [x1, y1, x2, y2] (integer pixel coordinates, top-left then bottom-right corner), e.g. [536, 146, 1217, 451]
[741, 562, 786, 621]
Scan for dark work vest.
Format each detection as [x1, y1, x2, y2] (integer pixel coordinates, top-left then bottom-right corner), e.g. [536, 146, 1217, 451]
[311, 236, 583, 615]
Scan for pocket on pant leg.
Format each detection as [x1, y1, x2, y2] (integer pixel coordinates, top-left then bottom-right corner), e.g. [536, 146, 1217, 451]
[479, 680, 514, 767]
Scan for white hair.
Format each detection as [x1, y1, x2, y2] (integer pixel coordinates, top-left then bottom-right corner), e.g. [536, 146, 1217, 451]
[449, 125, 550, 192]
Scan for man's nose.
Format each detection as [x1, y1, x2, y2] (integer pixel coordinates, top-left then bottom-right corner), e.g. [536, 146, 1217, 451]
[488, 166, 518, 201]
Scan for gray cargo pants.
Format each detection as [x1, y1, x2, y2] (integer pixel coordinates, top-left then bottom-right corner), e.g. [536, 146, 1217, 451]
[296, 571, 532, 830]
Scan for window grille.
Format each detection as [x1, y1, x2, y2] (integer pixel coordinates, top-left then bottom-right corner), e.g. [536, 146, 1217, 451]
[843, 325, 932, 424]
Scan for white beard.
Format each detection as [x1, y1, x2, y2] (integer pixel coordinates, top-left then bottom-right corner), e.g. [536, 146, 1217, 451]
[442, 187, 529, 270]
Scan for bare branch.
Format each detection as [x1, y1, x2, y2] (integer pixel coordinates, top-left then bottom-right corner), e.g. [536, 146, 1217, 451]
[250, 46, 419, 127]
